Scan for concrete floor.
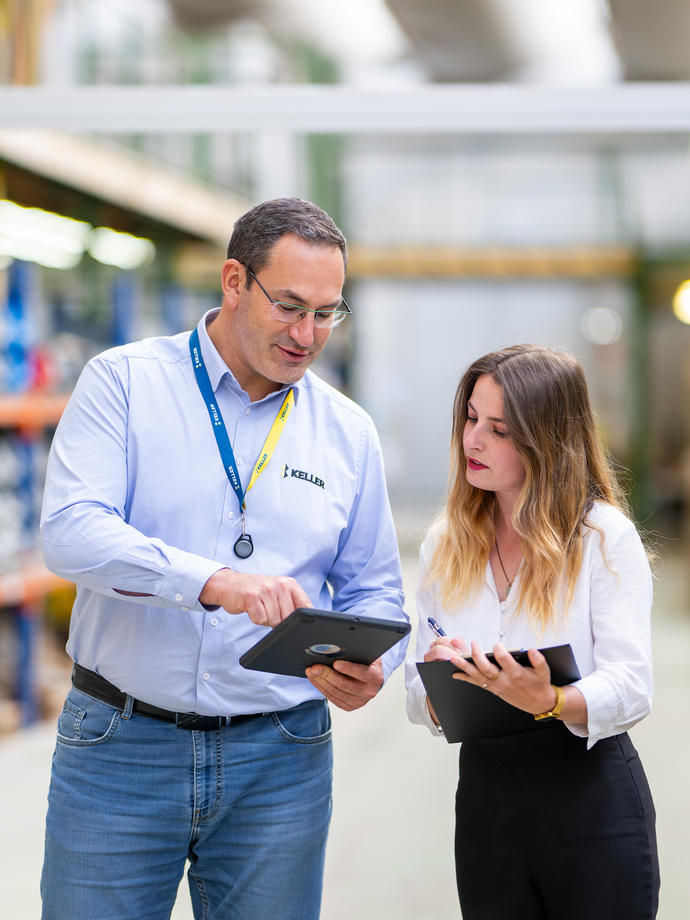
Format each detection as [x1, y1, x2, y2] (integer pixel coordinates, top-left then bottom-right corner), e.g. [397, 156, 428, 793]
[2, 546, 689, 919]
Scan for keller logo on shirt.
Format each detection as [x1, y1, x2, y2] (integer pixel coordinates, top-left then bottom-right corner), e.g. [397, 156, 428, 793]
[282, 463, 325, 490]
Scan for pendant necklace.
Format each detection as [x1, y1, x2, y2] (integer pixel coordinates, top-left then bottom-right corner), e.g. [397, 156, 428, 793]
[494, 537, 520, 597]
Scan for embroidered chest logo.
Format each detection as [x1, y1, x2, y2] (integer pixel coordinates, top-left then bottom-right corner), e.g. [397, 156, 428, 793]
[282, 463, 326, 490]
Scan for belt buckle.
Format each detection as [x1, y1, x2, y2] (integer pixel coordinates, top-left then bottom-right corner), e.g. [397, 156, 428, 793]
[175, 713, 223, 731]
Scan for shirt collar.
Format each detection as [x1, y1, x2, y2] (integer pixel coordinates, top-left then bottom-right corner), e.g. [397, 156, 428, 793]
[196, 308, 303, 406]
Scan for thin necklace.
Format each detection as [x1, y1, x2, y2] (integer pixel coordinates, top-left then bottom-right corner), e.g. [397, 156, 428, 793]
[495, 537, 520, 597]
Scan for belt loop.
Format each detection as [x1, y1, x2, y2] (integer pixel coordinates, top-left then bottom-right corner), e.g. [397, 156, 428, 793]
[122, 695, 135, 720]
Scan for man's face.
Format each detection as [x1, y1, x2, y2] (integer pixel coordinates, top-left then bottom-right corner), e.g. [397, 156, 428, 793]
[220, 234, 346, 401]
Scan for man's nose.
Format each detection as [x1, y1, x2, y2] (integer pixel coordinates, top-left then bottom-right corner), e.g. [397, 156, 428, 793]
[288, 313, 316, 347]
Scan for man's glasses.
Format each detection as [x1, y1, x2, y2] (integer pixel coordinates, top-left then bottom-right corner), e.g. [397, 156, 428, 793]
[246, 267, 351, 329]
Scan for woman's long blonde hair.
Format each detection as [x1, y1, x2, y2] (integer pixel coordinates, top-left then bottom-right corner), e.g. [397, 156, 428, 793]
[429, 344, 627, 633]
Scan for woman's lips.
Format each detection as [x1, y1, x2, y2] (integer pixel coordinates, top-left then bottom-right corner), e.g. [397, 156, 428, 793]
[467, 458, 488, 471]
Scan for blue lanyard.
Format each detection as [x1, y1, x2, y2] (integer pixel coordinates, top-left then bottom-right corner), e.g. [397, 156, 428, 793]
[189, 327, 295, 514]
[190, 327, 246, 511]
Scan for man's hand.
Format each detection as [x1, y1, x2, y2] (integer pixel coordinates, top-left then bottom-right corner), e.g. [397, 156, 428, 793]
[199, 567, 311, 627]
[305, 657, 384, 712]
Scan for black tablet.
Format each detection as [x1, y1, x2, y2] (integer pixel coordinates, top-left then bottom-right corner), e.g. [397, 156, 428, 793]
[417, 644, 581, 743]
[239, 607, 411, 679]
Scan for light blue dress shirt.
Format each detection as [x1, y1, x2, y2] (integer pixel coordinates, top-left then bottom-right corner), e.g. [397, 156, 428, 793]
[40, 309, 407, 715]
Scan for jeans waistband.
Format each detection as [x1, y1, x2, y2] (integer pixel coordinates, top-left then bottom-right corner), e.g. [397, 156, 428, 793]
[72, 663, 261, 731]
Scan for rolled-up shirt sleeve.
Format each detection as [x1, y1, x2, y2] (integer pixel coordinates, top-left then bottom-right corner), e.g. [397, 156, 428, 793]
[567, 519, 654, 748]
[405, 535, 446, 735]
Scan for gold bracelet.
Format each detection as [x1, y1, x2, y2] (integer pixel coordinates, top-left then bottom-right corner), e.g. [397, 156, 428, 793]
[533, 685, 565, 721]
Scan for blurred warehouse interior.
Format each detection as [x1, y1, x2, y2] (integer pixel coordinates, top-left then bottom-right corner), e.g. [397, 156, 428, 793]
[1, 0, 690, 731]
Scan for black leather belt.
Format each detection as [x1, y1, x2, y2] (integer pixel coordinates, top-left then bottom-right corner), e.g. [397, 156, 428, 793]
[72, 664, 261, 731]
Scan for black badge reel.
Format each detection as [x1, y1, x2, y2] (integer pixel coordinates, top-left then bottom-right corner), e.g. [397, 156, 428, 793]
[233, 532, 254, 559]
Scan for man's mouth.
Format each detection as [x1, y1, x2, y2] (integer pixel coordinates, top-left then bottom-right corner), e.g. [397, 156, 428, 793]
[276, 344, 312, 361]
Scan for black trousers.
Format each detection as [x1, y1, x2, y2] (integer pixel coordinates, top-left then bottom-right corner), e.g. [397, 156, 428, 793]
[455, 723, 659, 919]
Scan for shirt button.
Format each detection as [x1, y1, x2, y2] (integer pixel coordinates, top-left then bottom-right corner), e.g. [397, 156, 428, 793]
[210, 617, 219, 627]
[182, 606, 189, 611]
[245, 408, 251, 416]
[175, 593, 183, 602]
[202, 672, 210, 681]
[228, 511, 235, 519]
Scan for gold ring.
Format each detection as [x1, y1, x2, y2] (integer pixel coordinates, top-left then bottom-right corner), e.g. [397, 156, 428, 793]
[490, 672, 500, 680]
[482, 682, 488, 688]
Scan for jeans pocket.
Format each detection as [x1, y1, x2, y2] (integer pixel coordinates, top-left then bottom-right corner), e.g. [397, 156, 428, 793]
[56, 688, 122, 747]
[270, 699, 332, 744]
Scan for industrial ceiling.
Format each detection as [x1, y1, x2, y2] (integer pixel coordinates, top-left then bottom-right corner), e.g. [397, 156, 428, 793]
[164, 0, 690, 82]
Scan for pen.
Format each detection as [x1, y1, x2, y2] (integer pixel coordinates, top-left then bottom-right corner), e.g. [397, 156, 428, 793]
[427, 617, 447, 638]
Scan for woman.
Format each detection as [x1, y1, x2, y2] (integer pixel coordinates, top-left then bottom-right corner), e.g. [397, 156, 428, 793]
[405, 344, 659, 919]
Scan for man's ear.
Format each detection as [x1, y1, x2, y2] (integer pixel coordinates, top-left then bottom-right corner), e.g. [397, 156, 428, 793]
[221, 259, 245, 307]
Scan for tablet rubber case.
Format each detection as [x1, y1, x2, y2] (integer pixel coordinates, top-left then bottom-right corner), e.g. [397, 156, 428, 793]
[240, 607, 411, 678]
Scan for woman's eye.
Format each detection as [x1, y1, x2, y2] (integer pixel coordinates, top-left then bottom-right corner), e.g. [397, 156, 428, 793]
[466, 415, 477, 423]
[493, 429, 507, 438]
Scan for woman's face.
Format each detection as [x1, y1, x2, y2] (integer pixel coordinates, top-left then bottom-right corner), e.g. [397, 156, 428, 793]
[462, 374, 526, 504]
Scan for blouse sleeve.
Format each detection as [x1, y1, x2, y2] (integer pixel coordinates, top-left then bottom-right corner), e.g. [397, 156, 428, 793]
[567, 513, 654, 749]
[405, 534, 447, 736]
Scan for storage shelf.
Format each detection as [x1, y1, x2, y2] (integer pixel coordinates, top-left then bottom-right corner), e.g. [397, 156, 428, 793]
[0, 393, 70, 429]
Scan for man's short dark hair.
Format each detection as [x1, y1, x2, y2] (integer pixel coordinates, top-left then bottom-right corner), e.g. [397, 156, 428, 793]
[226, 197, 348, 280]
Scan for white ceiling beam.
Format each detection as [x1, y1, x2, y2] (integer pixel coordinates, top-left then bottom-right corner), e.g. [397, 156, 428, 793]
[1, 84, 690, 134]
[0, 130, 249, 245]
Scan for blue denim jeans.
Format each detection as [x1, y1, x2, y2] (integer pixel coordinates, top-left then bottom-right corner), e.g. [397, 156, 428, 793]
[41, 687, 333, 920]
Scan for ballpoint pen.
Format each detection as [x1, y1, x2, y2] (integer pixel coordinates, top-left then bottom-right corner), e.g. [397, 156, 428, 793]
[427, 616, 447, 638]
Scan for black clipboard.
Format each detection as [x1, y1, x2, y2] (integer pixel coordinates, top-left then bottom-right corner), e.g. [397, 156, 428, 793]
[239, 607, 411, 679]
[416, 644, 581, 743]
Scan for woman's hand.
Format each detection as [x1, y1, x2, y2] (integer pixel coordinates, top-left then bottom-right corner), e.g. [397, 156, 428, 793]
[424, 635, 469, 663]
[450, 641, 557, 716]
[424, 635, 469, 727]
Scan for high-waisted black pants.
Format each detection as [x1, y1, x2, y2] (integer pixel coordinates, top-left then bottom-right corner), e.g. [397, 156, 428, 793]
[455, 724, 659, 919]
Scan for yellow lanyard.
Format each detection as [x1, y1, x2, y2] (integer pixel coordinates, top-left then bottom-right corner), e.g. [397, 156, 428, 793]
[244, 387, 294, 506]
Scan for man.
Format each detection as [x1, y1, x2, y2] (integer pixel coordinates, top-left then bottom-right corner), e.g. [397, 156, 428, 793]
[40, 197, 408, 920]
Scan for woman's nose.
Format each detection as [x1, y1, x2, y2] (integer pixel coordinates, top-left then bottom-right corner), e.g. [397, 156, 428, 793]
[464, 423, 484, 450]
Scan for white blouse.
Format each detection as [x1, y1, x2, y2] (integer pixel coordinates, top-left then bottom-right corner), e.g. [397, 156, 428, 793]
[405, 502, 653, 748]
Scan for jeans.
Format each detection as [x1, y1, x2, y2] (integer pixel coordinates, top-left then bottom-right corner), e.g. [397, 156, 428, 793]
[41, 687, 333, 920]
